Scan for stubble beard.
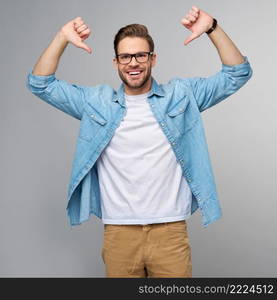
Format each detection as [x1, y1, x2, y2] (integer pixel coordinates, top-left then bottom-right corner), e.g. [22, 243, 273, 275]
[118, 67, 152, 90]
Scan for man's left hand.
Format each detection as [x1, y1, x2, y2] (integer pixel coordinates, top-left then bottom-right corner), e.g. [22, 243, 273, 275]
[181, 6, 214, 45]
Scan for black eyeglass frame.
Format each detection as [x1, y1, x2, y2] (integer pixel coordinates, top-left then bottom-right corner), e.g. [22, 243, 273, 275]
[115, 51, 154, 64]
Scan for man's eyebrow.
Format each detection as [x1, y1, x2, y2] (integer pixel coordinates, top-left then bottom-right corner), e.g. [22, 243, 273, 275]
[117, 51, 148, 55]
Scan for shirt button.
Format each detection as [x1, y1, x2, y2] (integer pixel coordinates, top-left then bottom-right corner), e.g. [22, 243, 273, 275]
[161, 123, 164, 127]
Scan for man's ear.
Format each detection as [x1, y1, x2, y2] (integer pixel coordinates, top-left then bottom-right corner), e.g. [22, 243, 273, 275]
[112, 57, 118, 70]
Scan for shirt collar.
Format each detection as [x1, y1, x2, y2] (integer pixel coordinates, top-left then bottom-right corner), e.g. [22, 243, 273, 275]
[112, 77, 165, 106]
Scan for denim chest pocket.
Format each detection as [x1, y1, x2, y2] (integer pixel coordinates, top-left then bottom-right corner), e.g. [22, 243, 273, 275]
[79, 102, 107, 142]
[167, 97, 199, 135]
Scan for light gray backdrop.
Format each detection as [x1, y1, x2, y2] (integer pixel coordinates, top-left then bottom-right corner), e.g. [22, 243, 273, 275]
[1, 0, 276, 277]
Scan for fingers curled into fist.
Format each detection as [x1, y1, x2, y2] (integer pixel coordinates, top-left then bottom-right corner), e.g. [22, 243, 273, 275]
[181, 5, 200, 26]
[76, 24, 88, 34]
[60, 16, 92, 53]
[73, 16, 91, 38]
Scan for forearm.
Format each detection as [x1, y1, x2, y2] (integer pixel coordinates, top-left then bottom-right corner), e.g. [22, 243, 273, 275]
[32, 31, 68, 76]
[207, 24, 245, 66]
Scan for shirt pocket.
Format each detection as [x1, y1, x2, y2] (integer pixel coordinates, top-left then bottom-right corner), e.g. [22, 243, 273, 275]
[167, 96, 199, 135]
[79, 102, 107, 142]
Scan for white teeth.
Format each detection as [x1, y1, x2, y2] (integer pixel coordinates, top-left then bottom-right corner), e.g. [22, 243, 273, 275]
[129, 71, 141, 75]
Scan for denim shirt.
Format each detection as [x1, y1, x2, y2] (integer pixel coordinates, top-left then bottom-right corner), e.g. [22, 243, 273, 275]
[26, 56, 252, 227]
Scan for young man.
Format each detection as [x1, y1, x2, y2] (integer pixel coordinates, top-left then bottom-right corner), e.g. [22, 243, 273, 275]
[26, 6, 253, 278]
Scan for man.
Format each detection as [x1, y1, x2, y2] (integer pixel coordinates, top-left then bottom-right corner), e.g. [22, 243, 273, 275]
[26, 5, 253, 278]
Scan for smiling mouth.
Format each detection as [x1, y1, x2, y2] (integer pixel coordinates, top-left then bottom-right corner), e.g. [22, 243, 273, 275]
[127, 70, 143, 78]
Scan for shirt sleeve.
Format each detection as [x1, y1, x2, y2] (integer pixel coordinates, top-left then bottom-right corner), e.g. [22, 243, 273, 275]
[185, 56, 253, 112]
[26, 71, 90, 120]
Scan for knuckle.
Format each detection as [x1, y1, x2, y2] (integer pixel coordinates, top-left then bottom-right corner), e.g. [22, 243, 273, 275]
[80, 29, 89, 35]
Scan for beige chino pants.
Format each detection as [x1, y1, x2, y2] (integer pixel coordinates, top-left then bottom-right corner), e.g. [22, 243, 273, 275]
[101, 220, 192, 278]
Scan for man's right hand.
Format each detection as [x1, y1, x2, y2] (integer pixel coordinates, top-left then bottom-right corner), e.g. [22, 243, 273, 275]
[60, 17, 92, 54]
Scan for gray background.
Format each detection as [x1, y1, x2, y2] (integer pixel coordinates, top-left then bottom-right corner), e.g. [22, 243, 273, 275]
[1, 0, 276, 277]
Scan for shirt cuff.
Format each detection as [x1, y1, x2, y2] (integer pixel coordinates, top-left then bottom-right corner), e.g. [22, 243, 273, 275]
[27, 69, 56, 87]
[222, 56, 250, 72]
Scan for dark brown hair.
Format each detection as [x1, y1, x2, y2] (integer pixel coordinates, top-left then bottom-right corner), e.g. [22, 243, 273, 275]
[113, 24, 154, 55]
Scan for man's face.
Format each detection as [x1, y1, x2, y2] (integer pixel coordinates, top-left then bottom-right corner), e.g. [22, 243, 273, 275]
[113, 37, 157, 95]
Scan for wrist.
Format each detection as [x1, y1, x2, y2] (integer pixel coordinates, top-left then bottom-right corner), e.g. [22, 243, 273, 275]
[206, 18, 217, 35]
[56, 30, 69, 45]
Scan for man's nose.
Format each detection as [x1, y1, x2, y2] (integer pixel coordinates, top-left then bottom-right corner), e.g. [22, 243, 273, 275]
[129, 56, 139, 66]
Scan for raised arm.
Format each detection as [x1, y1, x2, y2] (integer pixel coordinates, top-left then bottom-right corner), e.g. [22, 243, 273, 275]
[182, 6, 244, 65]
[179, 5, 253, 112]
[33, 17, 92, 75]
[26, 17, 93, 119]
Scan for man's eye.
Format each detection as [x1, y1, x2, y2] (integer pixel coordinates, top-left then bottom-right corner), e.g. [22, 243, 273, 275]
[121, 55, 130, 60]
[137, 53, 147, 58]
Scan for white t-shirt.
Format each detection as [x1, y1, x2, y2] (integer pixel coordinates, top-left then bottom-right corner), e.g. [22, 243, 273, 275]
[96, 91, 192, 224]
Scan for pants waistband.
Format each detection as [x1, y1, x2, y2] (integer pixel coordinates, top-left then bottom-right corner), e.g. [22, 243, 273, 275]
[104, 220, 186, 230]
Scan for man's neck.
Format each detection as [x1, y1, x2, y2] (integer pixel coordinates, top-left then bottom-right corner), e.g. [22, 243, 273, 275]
[124, 78, 152, 95]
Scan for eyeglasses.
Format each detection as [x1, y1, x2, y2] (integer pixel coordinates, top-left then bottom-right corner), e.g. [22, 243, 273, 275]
[116, 51, 153, 64]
